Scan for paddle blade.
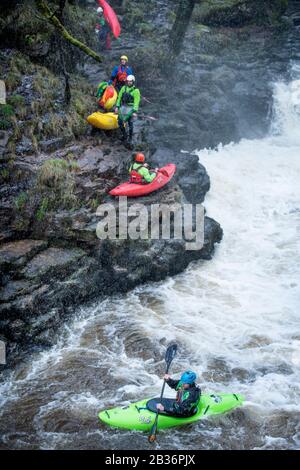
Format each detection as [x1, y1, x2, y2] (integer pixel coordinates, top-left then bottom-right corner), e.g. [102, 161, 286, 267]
[148, 433, 157, 443]
[165, 344, 177, 368]
[148, 415, 159, 443]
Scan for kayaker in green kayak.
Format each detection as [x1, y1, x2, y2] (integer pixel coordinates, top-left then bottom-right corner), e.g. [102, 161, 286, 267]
[156, 370, 201, 417]
[129, 152, 158, 184]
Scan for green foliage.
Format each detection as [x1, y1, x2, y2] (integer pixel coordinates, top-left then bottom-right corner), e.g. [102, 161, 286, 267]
[0, 104, 14, 129]
[0, 119, 12, 130]
[36, 158, 79, 210]
[5, 72, 22, 92]
[0, 104, 14, 118]
[0, 167, 10, 181]
[89, 197, 101, 210]
[14, 191, 28, 210]
[7, 94, 25, 107]
[36, 197, 49, 222]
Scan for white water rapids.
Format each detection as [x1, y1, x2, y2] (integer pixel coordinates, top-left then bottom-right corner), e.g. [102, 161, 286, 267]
[0, 67, 300, 450]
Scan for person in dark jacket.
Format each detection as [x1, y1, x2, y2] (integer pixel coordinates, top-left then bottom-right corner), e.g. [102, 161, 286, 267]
[156, 370, 201, 417]
[95, 6, 111, 50]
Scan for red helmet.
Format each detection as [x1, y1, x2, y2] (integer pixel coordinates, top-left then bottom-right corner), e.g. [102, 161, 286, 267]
[135, 153, 145, 163]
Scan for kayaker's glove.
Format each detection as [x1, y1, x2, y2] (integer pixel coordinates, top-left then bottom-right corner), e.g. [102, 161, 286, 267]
[114, 107, 119, 114]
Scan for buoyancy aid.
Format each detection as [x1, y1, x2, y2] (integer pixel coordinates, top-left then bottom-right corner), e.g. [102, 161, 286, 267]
[174, 381, 201, 414]
[113, 66, 130, 87]
[129, 164, 145, 184]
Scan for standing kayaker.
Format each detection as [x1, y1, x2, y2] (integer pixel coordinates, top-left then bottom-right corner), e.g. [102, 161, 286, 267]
[156, 371, 201, 417]
[114, 74, 140, 146]
[109, 55, 133, 92]
[95, 6, 111, 50]
[129, 153, 158, 184]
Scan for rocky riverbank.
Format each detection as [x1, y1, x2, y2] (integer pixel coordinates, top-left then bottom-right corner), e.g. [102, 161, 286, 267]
[0, 131, 222, 367]
[0, 0, 291, 368]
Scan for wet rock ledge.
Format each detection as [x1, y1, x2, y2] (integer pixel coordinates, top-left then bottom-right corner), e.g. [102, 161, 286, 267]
[0, 137, 222, 367]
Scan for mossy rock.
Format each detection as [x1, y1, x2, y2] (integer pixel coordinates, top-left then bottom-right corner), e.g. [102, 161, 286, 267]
[193, 0, 288, 27]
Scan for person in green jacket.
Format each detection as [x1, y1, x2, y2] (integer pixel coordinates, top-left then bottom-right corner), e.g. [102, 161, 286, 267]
[114, 74, 141, 145]
[129, 153, 158, 184]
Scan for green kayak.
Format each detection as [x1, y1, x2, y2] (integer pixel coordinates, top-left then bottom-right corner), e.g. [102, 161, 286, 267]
[98, 393, 244, 431]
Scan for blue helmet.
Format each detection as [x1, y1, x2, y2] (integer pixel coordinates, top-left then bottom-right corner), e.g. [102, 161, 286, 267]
[180, 370, 197, 384]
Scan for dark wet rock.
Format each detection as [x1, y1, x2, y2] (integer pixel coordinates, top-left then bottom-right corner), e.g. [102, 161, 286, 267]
[15, 136, 34, 155]
[257, 363, 294, 377]
[231, 367, 256, 383]
[39, 137, 73, 153]
[0, 280, 40, 302]
[0, 130, 10, 158]
[0, 240, 48, 273]
[21, 247, 86, 282]
[194, 0, 288, 27]
[203, 357, 233, 383]
[76, 147, 104, 173]
[150, 148, 210, 203]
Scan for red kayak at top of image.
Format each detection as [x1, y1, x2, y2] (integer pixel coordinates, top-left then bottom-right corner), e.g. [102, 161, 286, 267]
[98, 0, 121, 38]
[109, 164, 177, 197]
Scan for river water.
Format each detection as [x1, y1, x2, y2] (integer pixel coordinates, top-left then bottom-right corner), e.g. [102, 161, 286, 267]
[1, 7, 300, 452]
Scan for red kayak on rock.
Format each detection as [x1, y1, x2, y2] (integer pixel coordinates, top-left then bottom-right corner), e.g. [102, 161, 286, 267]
[109, 164, 176, 197]
[98, 0, 121, 38]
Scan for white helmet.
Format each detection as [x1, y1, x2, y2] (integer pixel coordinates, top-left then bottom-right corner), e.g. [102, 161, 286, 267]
[126, 75, 135, 82]
[97, 7, 103, 14]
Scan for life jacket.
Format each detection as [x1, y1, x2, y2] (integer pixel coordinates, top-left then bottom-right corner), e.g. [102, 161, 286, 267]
[113, 66, 130, 87]
[175, 381, 200, 413]
[129, 164, 145, 184]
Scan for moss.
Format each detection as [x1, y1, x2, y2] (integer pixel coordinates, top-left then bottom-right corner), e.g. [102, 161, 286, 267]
[66, 111, 87, 138]
[14, 191, 28, 210]
[43, 113, 66, 138]
[7, 95, 27, 119]
[193, 0, 242, 21]
[5, 71, 22, 92]
[0, 167, 10, 181]
[193, 0, 288, 27]
[89, 197, 102, 210]
[121, 0, 149, 32]
[5, 53, 34, 92]
[0, 118, 12, 130]
[0, 104, 14, 118]
[36, 158, 79, 210]
[36, 197, 49, 222]
[7, 94, 25, 107]
[32, 68, 61, 102]
[0, 104, 15, 129]
[10, 117, 23, 140]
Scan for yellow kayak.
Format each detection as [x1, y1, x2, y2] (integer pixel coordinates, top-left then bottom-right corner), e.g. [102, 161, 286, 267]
[86, 112, 119, 130]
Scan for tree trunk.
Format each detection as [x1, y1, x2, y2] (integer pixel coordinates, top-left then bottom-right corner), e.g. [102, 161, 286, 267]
[169, 0, 196, 56]
[35, 0, 103, 63]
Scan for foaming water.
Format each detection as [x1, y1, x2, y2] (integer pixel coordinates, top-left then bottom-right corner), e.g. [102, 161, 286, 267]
[1, 67, 300, 450]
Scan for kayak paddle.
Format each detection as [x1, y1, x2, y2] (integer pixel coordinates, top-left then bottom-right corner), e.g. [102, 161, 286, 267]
[139, 114, 158, 121]
[148, 343, 178, 443]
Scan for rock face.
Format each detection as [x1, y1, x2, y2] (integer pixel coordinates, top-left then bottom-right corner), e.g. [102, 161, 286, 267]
[194, 0, 288, 27]
[0, 134, 222, 367]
